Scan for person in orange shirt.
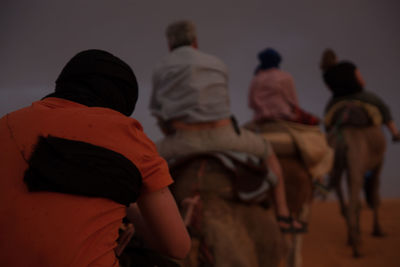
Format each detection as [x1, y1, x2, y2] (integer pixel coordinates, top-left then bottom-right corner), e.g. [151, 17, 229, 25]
[0, 49, 190, 267]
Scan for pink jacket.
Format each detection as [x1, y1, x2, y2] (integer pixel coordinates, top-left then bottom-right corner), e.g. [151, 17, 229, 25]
[249, 68, 299, 121]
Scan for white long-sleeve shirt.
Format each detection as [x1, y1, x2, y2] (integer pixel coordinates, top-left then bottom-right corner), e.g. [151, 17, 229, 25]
[150, 46, 231, 123]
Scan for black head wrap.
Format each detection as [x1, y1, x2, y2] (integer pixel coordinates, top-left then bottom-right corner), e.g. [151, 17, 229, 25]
[45, 49, 138, 116]
[255, 48, 282, 74]
[23, 50, 142, 205]
[323, 61, 363, 97]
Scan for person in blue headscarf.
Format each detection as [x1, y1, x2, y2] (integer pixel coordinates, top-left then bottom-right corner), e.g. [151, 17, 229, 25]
[249, 48, 319, 125]
[247, 47, 333, 197]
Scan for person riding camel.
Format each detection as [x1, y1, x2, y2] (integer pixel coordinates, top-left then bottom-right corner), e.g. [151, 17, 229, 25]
[246, 48, 334, 193]
[320, 48, 400, 143]
[150, 20, 306, 233]
[0, 50, 190, 266]
[249, 48, 320, 126]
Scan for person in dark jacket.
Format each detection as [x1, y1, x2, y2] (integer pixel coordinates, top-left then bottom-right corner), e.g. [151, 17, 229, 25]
[320, 49, 400, 142]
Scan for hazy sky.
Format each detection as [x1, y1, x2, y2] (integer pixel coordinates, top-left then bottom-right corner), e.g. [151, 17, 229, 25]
[1, 0, 399, 196]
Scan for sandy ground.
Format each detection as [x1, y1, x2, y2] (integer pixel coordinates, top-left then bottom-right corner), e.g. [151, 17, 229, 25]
[300, 198, 400, 267]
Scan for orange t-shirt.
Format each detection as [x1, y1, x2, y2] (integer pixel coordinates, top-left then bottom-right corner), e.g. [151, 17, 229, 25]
[0, 98, 173, 267]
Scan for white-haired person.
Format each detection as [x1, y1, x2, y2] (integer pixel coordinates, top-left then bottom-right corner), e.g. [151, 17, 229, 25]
[150, 20, 306, 233]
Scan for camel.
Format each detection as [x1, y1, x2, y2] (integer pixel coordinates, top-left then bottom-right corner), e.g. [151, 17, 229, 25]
[278, 156, 313, 267]
[327, 107, 386, 257]
[243, 121, 316, 267]
[117, 152, 312, 267]
[169, 153, 287, 267]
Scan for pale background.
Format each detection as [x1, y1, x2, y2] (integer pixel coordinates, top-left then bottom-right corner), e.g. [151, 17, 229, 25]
[1, 0, 399, 196]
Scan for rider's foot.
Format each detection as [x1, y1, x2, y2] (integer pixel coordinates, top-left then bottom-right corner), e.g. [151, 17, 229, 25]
[277, 215, 307, 234]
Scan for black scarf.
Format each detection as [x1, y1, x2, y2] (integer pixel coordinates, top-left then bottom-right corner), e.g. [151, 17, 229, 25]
[24, 136, 142, 206]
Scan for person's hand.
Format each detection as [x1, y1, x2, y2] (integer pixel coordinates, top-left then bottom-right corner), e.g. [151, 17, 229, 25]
[115, 223, 135, 257]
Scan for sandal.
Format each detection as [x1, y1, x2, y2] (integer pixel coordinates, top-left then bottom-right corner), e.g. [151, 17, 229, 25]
[277, 216, 307, 234]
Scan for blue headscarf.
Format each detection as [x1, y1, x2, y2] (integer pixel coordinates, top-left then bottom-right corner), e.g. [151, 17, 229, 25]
[255, 48, 282, 74]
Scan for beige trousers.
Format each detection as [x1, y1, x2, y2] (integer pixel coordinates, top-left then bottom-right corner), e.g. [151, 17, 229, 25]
[156, 123, 273, 161]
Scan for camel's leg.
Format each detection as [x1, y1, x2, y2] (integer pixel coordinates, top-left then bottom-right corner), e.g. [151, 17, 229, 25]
[367, 164, 384, 237]
[346, 167, 363, 258]
[372, 206, 384, 237]
[203, 197, 259, 267]
[285, 203, 311, 267]
[330, 146, 347, 218]
[332, 169, 348, 229]
[284, 234, 295, 267]
[344, 169, 353, 246]
[335, 176, 347, 219]
[237, 204, 286, 267]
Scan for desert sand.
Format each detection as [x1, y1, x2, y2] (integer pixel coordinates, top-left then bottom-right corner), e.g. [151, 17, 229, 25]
[300, 198, 400, 267]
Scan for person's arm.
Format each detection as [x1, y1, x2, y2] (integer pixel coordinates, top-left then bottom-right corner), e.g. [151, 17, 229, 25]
[126, 187, 191, 259]
[359, 91, 393, 123]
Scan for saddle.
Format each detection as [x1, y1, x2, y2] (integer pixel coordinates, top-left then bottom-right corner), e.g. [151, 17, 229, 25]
[168, 151, 274, 204]
[244, 120, 297, 156]
[245, 120, 334, 179]
[324, 100, 382, 130]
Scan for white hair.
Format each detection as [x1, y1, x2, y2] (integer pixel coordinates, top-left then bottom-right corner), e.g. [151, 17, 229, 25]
[166, 20, 197, 50]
